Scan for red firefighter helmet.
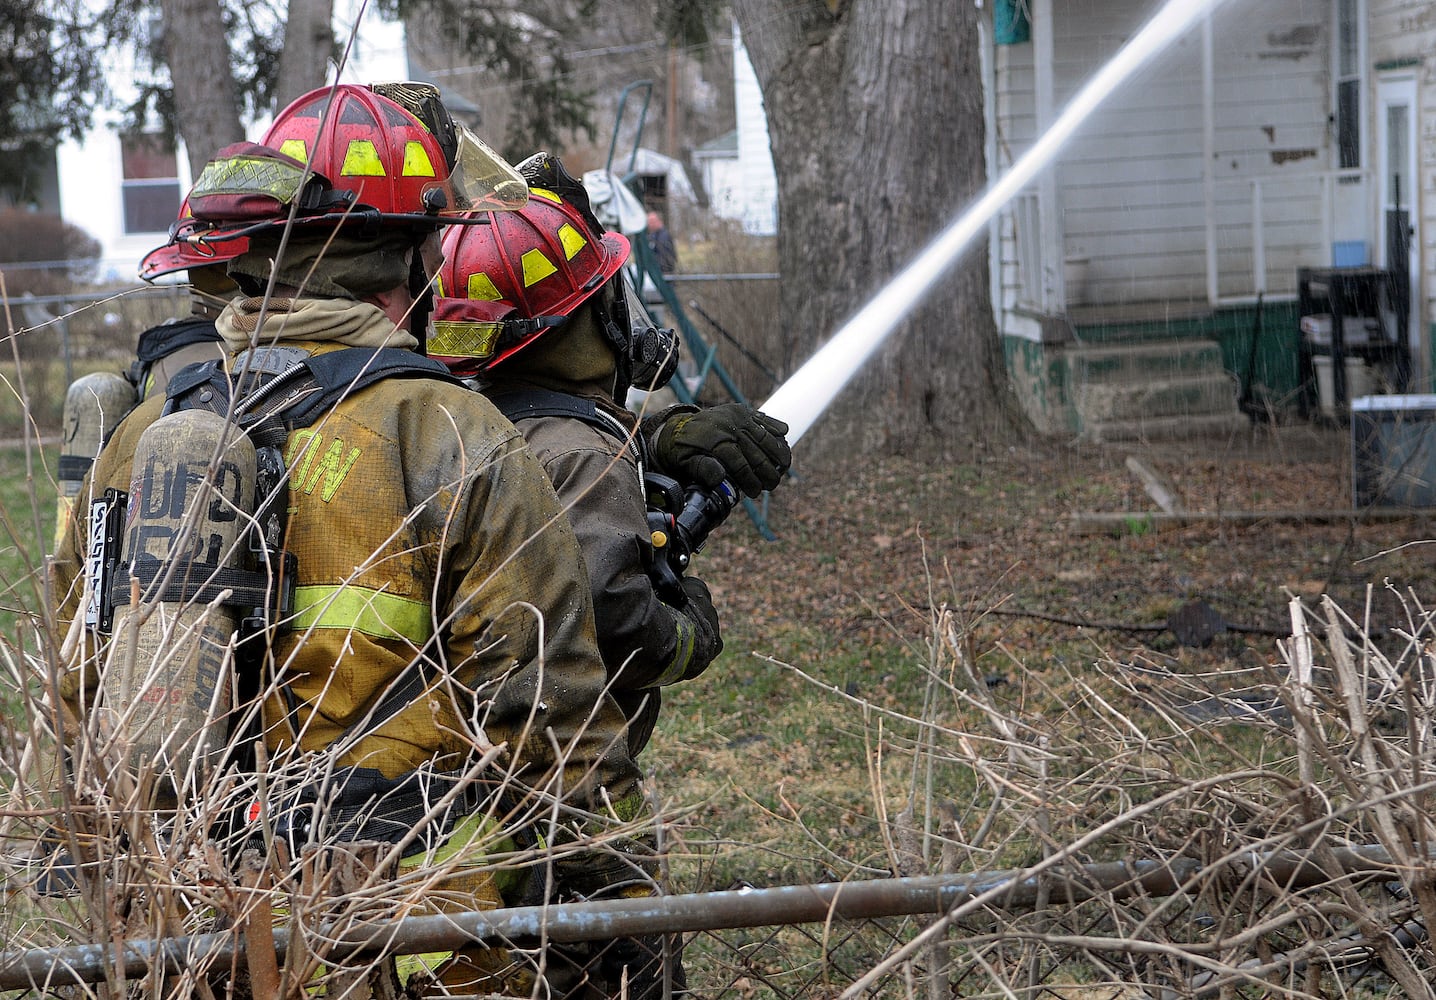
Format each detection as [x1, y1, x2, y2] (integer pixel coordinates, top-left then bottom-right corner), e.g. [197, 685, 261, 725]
[430, 187, 631, 372]
[178, 84, 526, 242]
[264, 85, 461, 219]
[138, 197, 249, 282]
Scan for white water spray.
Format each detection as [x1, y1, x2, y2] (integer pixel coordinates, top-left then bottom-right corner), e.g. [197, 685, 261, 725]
[760, 0, 1233, 445]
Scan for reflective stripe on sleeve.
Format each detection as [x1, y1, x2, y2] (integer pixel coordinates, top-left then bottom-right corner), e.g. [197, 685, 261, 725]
[292, 585, 434, 643]
[652, 616, 696, 687]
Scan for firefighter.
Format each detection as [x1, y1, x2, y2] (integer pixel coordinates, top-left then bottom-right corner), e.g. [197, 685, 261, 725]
[50, 85, 666, 998]
[52, 204, 243, 548]
[429, 153, 792, 758]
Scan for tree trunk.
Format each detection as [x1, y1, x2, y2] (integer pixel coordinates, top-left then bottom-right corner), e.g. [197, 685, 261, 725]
[731, 0, 1028, 461]
[158, 0, 244, 178]
[275, 0, 334, 107]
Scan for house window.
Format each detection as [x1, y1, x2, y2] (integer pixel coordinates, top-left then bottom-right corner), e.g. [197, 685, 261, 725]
[120, 133, 180, 234]
[1335, 0, 1362, 170]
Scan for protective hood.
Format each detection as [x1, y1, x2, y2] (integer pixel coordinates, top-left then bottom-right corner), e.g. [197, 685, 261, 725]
[483, 303, 619, 407]
[215, 296, 418, 353]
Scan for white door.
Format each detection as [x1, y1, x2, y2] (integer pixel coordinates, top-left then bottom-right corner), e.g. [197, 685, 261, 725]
[1376, 73, 1420, 386]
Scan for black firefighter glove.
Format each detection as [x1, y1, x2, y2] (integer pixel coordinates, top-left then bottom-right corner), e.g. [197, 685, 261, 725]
[677, 576, 723, 681]
[649, 402, 791, 497]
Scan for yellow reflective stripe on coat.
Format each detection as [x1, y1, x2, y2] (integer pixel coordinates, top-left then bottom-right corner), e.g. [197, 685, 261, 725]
[292, 585, 433, 642]
[653, 617, 697, 687]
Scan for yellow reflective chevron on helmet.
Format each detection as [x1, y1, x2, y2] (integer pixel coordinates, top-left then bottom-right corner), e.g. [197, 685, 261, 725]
[557, 223, 586, 260]
[342, 139, 387, 177]
[521, 248, 557, 287]
[279, 139, 308, 164]
[528, 187, 562, 204]
[402, 140, 436, 177]
[467, 272, 502, 301]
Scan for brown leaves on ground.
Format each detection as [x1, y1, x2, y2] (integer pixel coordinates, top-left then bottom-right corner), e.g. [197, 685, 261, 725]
[700, 423, 1436, 686]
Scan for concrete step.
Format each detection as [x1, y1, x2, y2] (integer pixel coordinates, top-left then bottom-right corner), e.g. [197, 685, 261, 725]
[1075, 372, 1239, 422]
[1081, 412, 1251, 444]
[1069, 338, 1227, 383]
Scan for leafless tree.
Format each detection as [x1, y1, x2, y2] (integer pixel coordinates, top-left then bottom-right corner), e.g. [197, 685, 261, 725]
[158, 0, 246, 176]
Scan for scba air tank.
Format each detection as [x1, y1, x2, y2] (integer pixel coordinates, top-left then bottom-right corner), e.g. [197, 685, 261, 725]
[99, 407, 255, 805]
[55, 373, 137, 549]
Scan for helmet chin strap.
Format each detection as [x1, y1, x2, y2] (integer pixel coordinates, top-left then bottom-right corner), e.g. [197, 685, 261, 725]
[589, 280, 633, 398]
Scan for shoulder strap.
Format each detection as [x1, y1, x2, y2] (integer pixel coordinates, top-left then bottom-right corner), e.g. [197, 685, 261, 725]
[486, 386, 644, 475]
[161, 358, 230, 410]
[135, 317, 222, 364]
[279, 348, 458, 428]
[165, 348, 458, 431]
[486, 386, 607, 429]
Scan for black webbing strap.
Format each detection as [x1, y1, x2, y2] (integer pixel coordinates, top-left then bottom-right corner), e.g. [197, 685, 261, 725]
[272, 348, 459, 428]
[268, 764, 488, 855]
[486, 385, 645, 476]
[486, 386, 607, 432]
[135, 317, 222, 365]
[109, 554, 289, 612]
[165, 347, 460, 432]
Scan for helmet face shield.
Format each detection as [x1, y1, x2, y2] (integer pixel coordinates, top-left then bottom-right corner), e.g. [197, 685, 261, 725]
[441, 125, 529, 214]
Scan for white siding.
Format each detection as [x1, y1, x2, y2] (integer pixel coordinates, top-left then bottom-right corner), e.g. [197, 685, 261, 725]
[732, 23, 778, 236]
[994, 0, 1335, 312]
[702, 156, 748, 222]
[1058, 0, 1331, 302]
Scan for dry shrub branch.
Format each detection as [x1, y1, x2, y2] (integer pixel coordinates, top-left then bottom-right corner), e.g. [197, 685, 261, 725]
[5, 282, 1436, 998]
[698, 589, 1436, 999]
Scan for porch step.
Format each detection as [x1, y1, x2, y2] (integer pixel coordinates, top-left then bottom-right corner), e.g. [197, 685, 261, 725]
[1069, 338, 1227, 382]
[1081, 412, 1251, 444]
[1068, 338, 1246, 442]
[1075, 372, 1240, 422]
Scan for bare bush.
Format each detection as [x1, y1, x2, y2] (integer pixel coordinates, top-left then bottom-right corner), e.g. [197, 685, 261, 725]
[0, 283, 185, 436]
[0, 210, 102, 299]
[3, 286, 1434, 999]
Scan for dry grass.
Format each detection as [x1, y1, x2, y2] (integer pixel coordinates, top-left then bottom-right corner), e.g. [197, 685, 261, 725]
[4, 272, 1436, 997]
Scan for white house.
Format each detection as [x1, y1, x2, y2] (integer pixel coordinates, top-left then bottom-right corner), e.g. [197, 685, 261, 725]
[692, 3, 1430, 437]
[54, 0, 408, 281]
[984, 0, 1431, 434]
[693, 23, 777, 237]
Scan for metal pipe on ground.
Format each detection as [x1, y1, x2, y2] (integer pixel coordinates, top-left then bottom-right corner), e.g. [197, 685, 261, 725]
[0, 844, 1408, 991]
